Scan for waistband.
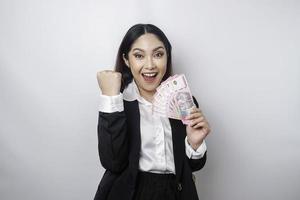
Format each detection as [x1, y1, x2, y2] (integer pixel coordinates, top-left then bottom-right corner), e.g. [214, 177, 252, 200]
[137, 171, 176, 181]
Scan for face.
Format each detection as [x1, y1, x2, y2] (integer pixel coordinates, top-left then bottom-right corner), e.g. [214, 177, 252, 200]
[123, 33, 167, 98]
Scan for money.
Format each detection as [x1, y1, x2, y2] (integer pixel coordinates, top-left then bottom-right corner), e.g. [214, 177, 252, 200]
[153, 74, 196, 124]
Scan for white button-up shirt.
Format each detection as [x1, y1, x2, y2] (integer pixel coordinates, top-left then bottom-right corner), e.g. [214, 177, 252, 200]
[98, 80, 207, 174]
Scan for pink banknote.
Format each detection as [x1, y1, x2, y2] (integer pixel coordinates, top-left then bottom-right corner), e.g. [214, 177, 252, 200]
[153, 74, 196, 124]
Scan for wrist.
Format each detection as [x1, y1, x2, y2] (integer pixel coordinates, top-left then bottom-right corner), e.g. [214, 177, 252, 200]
[101, 89, 120, 96]
[187, 138, 204, 151]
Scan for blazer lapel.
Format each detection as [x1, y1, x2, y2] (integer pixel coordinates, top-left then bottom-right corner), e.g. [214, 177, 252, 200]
[169, 118, 186, 181]
[124, 100, 141, 168]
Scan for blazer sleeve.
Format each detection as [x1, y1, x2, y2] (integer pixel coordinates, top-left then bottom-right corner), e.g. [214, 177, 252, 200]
[97, 110, 129, 173]
[186, 96, 208, 172]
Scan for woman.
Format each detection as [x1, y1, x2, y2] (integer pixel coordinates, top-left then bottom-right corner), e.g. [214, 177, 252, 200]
[95, 24, 211, 200]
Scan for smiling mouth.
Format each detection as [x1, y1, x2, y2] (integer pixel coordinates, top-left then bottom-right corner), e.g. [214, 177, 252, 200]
[142, 72, 158, 77]
[142, 72, 158, 82]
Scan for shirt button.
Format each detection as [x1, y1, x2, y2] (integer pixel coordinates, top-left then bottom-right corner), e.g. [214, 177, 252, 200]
[177, 183, 182, 191]
[192, 174, 196, 183]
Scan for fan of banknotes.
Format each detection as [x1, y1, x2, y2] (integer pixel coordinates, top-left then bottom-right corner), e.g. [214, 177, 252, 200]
[152, 74, 196, 124]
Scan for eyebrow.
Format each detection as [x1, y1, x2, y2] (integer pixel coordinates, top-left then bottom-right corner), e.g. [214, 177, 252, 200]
[132, 46, 165, 52]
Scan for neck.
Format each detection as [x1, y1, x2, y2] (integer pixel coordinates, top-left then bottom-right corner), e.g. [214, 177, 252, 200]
[138, 89, 155, 103]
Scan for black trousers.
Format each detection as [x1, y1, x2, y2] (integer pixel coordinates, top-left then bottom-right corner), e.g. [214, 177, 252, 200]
[133, 171, 179, 200]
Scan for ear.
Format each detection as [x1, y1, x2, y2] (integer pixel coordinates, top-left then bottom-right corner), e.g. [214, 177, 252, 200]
[122, 53, 130, 68]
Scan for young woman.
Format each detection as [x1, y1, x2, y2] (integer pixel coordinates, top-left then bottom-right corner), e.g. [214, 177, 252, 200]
[95, 24, 211, 200]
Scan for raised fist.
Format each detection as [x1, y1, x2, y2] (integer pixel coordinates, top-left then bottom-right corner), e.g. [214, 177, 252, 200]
[97, 70, 122, 96]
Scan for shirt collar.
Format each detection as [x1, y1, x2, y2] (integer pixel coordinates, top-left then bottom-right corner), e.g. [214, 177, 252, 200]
[123, 80, 152, 106]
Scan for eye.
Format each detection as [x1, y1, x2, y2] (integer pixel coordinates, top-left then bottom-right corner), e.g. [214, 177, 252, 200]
[133, 53, 144, 59]
[154, 51, 164, 58]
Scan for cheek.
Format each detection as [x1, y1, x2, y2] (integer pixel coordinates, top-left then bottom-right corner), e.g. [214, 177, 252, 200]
[156, 59, 167, 72]
[129, 60, 143, 75]
[130, 68, 141, 77]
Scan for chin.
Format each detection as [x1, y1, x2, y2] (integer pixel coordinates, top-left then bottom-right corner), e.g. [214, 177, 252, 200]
[144, 84, 158, 92]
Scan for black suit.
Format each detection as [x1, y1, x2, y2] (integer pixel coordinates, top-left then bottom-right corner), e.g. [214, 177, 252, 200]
[94, 97, 207, 200]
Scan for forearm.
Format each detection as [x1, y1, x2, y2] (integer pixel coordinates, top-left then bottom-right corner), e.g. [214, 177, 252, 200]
[187, 151, 207, 172]
[97, 93, 128, 173]
[98, 111, 129, 173]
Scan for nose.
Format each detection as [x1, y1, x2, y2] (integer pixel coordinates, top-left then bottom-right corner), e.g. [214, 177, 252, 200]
[144, 56, 155, 70]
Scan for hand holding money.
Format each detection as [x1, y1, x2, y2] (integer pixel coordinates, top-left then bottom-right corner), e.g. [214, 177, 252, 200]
[152, 74, 196, 124]
[97, 70, 122, 96]
[185, 107, 211, 150]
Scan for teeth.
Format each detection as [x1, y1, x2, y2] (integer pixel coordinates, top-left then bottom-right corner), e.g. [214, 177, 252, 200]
[143, 73, 157, 77]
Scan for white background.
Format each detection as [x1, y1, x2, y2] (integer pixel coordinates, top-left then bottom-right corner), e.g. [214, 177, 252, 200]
[0, 0, 299, 199]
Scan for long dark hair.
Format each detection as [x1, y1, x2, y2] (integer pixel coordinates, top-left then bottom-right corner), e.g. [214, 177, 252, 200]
[115, 24, 173, 92]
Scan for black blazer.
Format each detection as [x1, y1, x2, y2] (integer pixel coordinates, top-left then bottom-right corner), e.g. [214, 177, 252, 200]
[94, 96, 207, 200]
